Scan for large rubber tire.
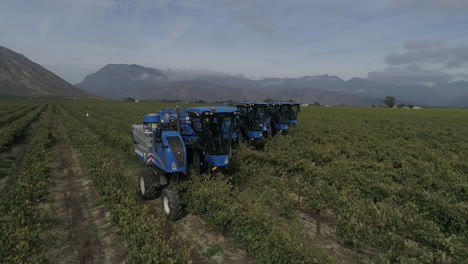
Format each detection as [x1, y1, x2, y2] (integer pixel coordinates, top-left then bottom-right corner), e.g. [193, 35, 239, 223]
[139, 169, 160, 200]
[161, 187, 182, 221]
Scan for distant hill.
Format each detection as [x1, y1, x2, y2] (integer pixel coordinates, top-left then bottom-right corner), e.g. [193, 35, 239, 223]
[173, 71, 468, 106]
[75, 63, 468, 106]
[77, 64, 167, 99]
[77, 64, 379, 105]
[0, 45, 91, 98]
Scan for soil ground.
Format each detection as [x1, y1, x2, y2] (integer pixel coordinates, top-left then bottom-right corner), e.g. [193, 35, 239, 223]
[177, 213, 255, 264]
[299, 207, 377, 263]
[41, 115, 127, 263]
[143, 198, 255, 264]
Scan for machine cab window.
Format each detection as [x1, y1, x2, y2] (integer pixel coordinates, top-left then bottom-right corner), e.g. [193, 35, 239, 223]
[201, 115, 234, 155]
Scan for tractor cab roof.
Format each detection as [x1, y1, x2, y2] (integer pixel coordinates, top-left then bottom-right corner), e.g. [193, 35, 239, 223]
[270, 102, 301, 106]
[269, 102, 282, 106]
[237, 102, 270, 108]
[186, 107, 238, 116]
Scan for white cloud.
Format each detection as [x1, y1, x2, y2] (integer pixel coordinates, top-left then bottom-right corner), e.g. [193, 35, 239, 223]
[385, 43, 468, 69]
[368, 66, 453, 84]
[2, 0, 468, 81]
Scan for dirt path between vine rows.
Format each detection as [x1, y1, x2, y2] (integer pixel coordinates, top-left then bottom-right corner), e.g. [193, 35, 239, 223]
[42, 115, 127, 263]
[299, 208, 376, 264]
[143, 198, 255, 264]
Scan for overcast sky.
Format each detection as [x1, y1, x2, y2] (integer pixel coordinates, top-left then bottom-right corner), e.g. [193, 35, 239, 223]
[1, 0, 468, 84]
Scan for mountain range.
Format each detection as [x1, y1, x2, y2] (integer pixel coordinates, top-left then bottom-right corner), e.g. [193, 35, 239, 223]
[0, 45, 91, 98]
[77, 64, 380, 105]
[77, 64, 468, 106]
[1, 44, 467, 106]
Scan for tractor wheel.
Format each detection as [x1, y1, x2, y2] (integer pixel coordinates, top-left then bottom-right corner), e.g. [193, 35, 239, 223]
[139, 169, 160, 200]
[161, 187, 182, 221]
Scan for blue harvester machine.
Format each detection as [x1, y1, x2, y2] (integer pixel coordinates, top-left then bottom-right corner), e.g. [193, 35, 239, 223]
[282, 102, 301, 125]
[268, 102, 301, 133]
[236, 102, 272, 142]
[132, 106, 238, 220]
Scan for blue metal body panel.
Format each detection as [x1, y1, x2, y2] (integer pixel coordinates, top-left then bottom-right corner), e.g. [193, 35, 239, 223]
[247, 130, 263, 139]
[152, 130, 186, 173]
[205, 153, 229, 167]
[275, 124, 288, 130]
[144, 115, 161, 123]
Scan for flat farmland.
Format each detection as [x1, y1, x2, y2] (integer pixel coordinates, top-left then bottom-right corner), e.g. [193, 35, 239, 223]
[1, 100, 467, 263]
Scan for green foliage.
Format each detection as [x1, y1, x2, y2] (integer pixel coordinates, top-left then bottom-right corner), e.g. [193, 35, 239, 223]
[0, 104, 38, 126]
[0, 105, 53, 263]
[58, 105, 190, 264]
[34, 100, 468, 263]
[60, 101, 339, 263]
[182, 174, 338, 264]
[0, 105, 45, 153]
[258, 106, 468, 263]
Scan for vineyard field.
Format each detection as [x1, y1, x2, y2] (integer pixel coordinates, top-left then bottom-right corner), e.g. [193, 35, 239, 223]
[0, 99, 467, 264]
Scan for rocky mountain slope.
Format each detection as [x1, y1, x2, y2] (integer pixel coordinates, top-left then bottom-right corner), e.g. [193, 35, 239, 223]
[0, 45, 90, 98]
